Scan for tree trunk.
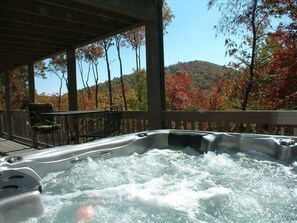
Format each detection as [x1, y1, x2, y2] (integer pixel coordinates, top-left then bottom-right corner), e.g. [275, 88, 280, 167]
[240, 0, 258, 132]
[104, 48, 112, 107]
[241, 0, 258, 111]
[92, 62, 100, 109]
[115, 36, 128, 110]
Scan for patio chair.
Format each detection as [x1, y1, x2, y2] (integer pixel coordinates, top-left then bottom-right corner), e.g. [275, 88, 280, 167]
[28, 103, 60, 148]
[86, 105, 122, 140]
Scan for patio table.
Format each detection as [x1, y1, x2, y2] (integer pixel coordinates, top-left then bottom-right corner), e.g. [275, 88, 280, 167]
[40, 110, 105, 145]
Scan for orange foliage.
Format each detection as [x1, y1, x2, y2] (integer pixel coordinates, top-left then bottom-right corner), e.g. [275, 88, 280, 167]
[259, 28, 297, 109]
[165, 72, 205, 110]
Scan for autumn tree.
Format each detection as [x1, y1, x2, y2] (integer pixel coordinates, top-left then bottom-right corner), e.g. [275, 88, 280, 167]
[76, 46, 92, 109]
[123, 1, 174, 110]
[125, 69, 148, 110]
[218, 68, 248, 109]
[208, 0, 272, 110]
[23, 1, 175, 111]
[123, 28, 146, 109]
[264, 32, 297, 109]
[100, 38, 114, 107]
[36, 92, 68, 111]
[209, 0, 297, 111]
[47, 53, 67, 110]
[165, 72, 202, 110]
[162, 0, 175, 34]
[0, 60, 48, 109]
[114, 34, 128, 110]
[34, 61, 48, 80]
[124, 27, 145, 73]
[78, 43, 104, 109]
[258, 0, 297, 109]
[5, 67, 28, 109]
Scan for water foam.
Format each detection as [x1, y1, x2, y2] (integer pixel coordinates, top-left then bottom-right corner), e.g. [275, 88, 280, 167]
[24, 148, 297, 223]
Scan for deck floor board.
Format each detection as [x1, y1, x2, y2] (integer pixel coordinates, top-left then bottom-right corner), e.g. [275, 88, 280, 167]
[0, 138, 36, 156]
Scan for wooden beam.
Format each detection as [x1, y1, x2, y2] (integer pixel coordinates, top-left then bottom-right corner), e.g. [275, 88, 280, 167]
[38, 0, 136, 24]
[0, 20, 95, 41]
[0, 27, 87, 42]
[0, 45, 57, 53]
[0, 0, 132, 30]
[0, 39, 63, 50]
[0, 13, 104, 36]
[0, 0, 152, 74]
[73, 0, 158, 21]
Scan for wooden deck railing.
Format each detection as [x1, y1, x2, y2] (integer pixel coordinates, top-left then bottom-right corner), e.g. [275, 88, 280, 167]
[161, 110, 297, 135]
[0, 109, 296, 147]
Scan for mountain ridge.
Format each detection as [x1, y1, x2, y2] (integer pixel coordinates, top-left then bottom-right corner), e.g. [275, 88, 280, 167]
[165, 60, 226, 90]
[79, 60, 226, 93]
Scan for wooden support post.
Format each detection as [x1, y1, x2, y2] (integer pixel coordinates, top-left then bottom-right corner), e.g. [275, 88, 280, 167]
[67, 48, 79, 143]
[28, 63, 38, 147]
[145, 0, 165, 130]
[67, 48, 78, 111]
[28, 63, 35, 103]
[4, 71, 13, 139]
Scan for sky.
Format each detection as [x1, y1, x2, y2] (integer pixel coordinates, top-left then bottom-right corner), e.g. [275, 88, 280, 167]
[35, 0, 231, 95]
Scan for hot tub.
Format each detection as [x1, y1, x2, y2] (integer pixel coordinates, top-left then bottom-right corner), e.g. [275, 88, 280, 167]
[1, 130, 297, 222]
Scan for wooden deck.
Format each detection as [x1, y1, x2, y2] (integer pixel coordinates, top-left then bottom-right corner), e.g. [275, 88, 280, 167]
[0, 138, 37, 157]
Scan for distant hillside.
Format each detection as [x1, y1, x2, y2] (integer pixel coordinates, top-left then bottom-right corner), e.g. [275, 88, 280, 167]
[165, 60, 226, 90]
[85, 60, 227, 93]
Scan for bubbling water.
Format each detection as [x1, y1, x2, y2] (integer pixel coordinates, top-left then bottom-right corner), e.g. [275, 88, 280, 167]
[25, 148, 297, 223]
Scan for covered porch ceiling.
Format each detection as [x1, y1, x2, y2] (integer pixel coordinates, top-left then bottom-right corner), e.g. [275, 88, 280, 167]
[1, 0, 165, 133]
[0, 0, 157, 73]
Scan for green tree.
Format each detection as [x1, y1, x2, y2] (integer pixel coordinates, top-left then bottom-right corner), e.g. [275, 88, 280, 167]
[126, 70, 147, 110]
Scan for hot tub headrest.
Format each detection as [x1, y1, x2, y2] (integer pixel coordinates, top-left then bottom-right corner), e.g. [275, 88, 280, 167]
[168, 132, 209, 150]
[0, 170, 44, 222]
[0, 170, 42, 200]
